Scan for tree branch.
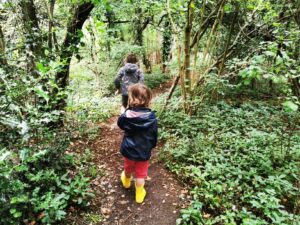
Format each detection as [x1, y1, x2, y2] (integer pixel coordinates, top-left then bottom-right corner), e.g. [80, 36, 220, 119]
[102, 20, 132, 24]
[190, 0, 224, 49]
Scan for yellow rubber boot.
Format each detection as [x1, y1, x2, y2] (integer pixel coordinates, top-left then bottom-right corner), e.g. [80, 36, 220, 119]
[121, 171, 132, 188]
[135, 184, 146, 203]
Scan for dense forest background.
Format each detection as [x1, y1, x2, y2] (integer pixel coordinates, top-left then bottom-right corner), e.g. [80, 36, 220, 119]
[0, 0, 299, 224]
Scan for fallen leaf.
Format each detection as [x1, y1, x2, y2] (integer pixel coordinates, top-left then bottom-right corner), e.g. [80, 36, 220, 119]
[203, 213, 211, 218]
[101, 208, 111, 215]
[37, 212, 45, 220]
[181, 189, 188, 194]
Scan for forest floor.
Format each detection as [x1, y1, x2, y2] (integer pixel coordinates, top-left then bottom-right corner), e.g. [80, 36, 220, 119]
[66, 81, 190, 225]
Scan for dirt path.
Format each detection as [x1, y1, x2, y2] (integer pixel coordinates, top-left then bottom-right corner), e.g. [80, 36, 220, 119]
[67, 82, 189, 225]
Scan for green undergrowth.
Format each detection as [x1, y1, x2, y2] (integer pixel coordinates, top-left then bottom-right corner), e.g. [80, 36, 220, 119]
[0, 68, 97, 224]
[144, 66, 171, 90]
[67, 65, 120, 139]
[66, 96, 119, 139]
[0, 129, 95, 224]
[157, 96, 300, 225]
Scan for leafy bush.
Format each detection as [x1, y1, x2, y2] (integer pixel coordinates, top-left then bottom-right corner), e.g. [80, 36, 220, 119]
[0, 64, 94, 224]
[224, 40, 300, 100]
[145, 66, 171, 89]
[0, 130, 94, 224]
[110, 43, 145, 63]
[159, 99, 300, 225]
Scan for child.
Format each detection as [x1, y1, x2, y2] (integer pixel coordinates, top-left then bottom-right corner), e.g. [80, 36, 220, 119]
[117, 84, 157, 203]
[114, 54, 144, 113]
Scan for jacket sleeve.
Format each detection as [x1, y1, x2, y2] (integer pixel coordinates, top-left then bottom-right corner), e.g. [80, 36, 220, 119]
[152, 119, 158, 148]
[117, 114, 126, 130]
[117, 114, 133, 132]
[138, 70, 145, 84]
[114, 68, 124, 89]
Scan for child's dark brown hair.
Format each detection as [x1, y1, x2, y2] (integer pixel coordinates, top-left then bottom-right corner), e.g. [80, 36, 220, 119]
[128, 84, 152, 108]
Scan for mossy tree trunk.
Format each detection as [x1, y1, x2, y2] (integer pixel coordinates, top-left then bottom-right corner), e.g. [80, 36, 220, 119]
[134, 2, 152, 73]
[162, 19, 172, 73]
[0, 24, 6, 66]
[182, 0, 194, 112]
[19, 0, 42, 77]
[54, 3, 94, 111]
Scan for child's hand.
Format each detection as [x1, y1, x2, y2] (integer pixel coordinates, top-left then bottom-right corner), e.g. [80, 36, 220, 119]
[121, 106, 125, 114]
[115, 89, 120, 95]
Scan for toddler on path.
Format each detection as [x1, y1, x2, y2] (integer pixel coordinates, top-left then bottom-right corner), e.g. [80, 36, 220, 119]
[117, 84, 157, 203]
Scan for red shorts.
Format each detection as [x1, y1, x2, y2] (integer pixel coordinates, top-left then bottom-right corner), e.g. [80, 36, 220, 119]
[124, 157, 149, 178]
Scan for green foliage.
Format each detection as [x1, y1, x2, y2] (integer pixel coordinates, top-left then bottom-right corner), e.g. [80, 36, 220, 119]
[110, 43, 145, 63]
[236, 41, 298, 91]
[144, 66, 171, 89]
[2, 0, 299, 224]
[0, 131, 94, 224]
[67, 66, 119, 138]
[282, 100, 299, 112]
[160, 99, 300, 224]
[0, 54, 94, 225]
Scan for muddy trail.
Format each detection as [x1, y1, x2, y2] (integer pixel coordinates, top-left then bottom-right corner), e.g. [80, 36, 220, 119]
[67, 82, 189, 225]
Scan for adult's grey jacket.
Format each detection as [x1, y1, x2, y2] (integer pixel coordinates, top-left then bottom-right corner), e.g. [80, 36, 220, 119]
[114, 63, 144, 96]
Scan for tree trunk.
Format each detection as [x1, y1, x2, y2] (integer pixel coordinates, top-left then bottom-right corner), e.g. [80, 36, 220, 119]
[203, 0, 225, 64]
[134, 4, 152, 73]
[19, 0, 42, 76]
[183, 0, 194, 112]
[164, 75, 180, 109]
[54, 3, 94, 110]
[292, 1, 300, 97]
[218, 4, 238, 75]
[47, 0, 55, 50]
[166, 0, 185, 106]
[0, 24, 7, 97]
[162, 19, 172, 73]
[0, 24, 7, 65]
[105, 7, 116, 55]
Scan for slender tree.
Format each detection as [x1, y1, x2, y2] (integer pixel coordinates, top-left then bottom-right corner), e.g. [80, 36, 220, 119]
[0, 24, 6, 65]
[54, 3, 94, 110]
[162, 18, 172, 73]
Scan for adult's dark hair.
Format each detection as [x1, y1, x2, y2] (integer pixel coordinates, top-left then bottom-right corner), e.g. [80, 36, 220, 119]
[126, 54, 138, 64]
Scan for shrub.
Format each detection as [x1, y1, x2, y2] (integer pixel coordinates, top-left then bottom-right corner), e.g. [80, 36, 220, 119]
[159, 100, 300, 225]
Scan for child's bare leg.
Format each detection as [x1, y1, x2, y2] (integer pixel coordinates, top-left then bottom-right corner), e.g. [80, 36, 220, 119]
[135, 178, 146, 203]
[121, 170, 132, 189]
[136, 178, 145, 187]
[125, 171, 132, 178]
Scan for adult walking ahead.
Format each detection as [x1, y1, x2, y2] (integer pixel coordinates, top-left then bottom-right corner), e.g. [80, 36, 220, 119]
[114, 54, 145, 113]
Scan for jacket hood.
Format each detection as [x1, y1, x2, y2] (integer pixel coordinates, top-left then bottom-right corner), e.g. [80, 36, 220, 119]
[121, 108, 156, 131]
[124, 63, 139, 73]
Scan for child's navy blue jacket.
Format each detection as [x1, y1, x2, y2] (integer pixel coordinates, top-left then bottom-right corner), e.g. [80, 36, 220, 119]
[117, 107, 158, 161]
